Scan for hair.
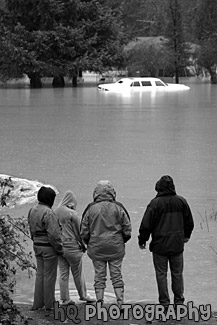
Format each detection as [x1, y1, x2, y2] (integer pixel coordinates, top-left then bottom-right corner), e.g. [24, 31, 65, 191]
[37, 186, 56, 208]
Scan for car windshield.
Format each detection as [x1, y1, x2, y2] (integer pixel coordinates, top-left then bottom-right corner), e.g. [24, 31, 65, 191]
[155, 81, 165, 86]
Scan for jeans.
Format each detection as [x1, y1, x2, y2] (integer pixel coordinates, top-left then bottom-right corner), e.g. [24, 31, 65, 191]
[152, 252, 184, 307]
[58, 244, 87, 300]
[92, 259, 124, 289]
[33, 245, 58, 309]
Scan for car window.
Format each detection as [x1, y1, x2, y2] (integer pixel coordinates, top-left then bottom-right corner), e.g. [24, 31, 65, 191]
[117, 80, 124, 84]
[155, 81, 165, 86]
[131, 81, 141, 87]
[141, 81, 152, 86]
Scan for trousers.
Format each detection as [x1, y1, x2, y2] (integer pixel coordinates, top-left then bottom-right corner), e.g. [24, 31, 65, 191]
[58, 244, 87, 300]
[33, 245, 58, 309]
[92, 259, 124, 289]
[153, 252, 184, 306]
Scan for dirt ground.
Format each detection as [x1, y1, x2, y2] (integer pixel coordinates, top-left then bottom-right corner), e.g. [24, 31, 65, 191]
[14, 303, 217, 325]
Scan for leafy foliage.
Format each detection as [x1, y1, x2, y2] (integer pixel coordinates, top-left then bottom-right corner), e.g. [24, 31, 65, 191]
[125, 37, 172, 77]
[0, 0, 126, 86]
[0, 178, 36, 324]
[1, 0, 217, 84]
[122, 0, 195, 81]
[1, 177, 14, 207]
[194, 0, 217, 83]
[195, 0, 217, 41]
[196, 37, 217, 83]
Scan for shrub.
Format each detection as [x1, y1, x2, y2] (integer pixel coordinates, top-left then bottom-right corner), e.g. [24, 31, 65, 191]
[0, 177, 35, 324]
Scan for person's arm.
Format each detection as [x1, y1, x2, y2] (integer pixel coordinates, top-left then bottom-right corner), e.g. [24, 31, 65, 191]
[43, 210, 64, 255]
[183, 199, 194, 242]
[138, 204, 155, 249]
[80, 209, 90, 245]
[120, 208, 132, 243]
[72, 213, 87, 252]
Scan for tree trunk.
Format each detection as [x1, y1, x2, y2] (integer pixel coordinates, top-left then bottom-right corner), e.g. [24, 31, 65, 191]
[52, 75, 65, 87]
[174, 60, 179, 84]
[72, 76, 77, 87]
[29, 74, 42, 88]
[209, 70, 217, 84]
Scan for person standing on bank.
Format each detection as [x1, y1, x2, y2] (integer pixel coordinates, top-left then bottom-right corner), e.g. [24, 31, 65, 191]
[80, 180, 132, 308]
[138, 175, 194, 310]
[28, 186, 63, 313]
[55, 190, 95, 304]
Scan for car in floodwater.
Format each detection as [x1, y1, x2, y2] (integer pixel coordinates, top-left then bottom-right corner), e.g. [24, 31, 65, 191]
[97, 77, 190, 92]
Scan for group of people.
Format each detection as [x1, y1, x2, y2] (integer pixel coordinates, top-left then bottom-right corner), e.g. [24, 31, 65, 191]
[27, 176, 194, 316]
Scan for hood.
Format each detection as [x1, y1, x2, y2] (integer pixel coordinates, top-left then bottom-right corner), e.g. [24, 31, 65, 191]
[37, 186, 56, 208]
[93, 180, 116, 202]
[58, 190, 77, 209]
[155, 175, 176, 196]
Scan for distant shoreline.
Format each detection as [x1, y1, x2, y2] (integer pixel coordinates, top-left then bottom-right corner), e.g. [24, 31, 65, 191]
[0, 75, 211, 89]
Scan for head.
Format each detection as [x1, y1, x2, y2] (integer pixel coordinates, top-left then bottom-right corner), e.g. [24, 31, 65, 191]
[93, 180, 116, 201]
[58, 190, 77, 209]
[155, 175, 176, 194]
[37, 186, 56, 208]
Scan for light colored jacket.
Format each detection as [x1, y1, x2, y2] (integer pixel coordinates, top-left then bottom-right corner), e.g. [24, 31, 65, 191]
[55, 191, 85, 252]
[81, 182, 132, 261]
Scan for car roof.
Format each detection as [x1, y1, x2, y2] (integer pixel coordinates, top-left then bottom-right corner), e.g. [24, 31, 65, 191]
[118, 77, 163, 81]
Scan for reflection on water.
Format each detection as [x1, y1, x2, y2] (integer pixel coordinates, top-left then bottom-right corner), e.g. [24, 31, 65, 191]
[1, 79, 217, 309]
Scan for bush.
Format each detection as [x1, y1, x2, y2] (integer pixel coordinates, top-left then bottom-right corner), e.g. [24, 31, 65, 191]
[0, 178, 36, 324]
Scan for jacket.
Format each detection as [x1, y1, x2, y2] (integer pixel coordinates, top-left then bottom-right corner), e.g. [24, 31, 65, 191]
[80, 182, 132, 261]
[28, 186, 63, 256]
[55, 190, 85, 252]
[138, 176, 194, 255]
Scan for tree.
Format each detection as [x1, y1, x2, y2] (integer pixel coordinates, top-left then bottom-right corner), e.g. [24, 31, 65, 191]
[180, 0, 200, 42]
[119, 0, 196, 81]
[163, 0, 190, 83]
[125, 37, 172, 77]
[197, 37, 217, 83]
[195, 0, 217, 41]
[0, 0, 126, 87]
[194, 0, 217, 83]
[116, 0, 167, 39]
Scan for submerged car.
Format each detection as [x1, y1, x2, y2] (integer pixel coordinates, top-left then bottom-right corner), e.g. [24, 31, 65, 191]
[98, 77, 190, 92]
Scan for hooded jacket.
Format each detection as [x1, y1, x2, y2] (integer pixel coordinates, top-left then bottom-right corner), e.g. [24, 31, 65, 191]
[28, 186, 63, 255]
[55, 190, 85, 252]
[80, 181, 132, 261]
[138, 176, 194, 255]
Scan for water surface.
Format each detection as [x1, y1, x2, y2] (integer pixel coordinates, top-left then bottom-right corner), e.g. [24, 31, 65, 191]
[0, 78, 217, 309]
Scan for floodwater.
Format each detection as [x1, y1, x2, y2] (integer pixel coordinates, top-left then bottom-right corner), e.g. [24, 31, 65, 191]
[0, 78, 217, 310]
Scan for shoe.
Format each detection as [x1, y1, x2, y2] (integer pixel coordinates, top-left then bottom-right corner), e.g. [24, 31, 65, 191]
[62, 299, 75, 306]
[80, 294, 96, 303]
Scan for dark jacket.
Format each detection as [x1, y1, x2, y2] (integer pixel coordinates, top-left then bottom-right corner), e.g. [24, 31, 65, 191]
[80, 182, 132, 261]
[138, 176, 194, 255]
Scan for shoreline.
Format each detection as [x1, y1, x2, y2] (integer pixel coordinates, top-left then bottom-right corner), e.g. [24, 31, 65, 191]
[0, 76, 212, 89]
